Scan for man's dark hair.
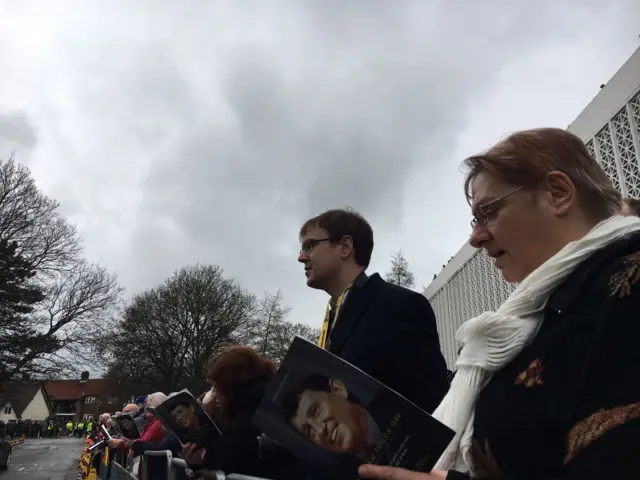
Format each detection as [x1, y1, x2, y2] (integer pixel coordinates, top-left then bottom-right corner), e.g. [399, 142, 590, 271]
[281, 374, 361, 422]
[299, 208, 374, 268]
[623, 197, 640, 216]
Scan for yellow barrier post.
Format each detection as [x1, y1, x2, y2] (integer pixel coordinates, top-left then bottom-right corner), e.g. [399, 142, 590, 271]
[79, 437, 94, 480]
[8, 435, 25, 446]
[87, 464, 98, 480]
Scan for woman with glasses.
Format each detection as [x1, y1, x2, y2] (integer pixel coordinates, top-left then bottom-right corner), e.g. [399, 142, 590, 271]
[360, 128, 640, 479]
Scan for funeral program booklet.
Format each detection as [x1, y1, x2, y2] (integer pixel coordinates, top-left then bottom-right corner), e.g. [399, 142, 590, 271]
[113, 413, 141, 439]
[148, 389, 221, 447]
[253, 336, 455, 480]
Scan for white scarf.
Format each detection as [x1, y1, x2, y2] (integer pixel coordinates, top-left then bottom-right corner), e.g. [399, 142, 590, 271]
[433, 215, 640, 474]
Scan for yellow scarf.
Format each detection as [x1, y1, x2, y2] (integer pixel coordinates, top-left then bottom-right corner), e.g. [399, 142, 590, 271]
[318, 283, 353, 349]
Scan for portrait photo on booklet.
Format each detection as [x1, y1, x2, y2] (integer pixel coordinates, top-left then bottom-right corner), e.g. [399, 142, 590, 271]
[253, 336, 455, 480]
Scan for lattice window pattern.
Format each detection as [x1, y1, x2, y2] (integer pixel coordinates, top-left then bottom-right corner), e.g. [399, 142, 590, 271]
[586, 140, 596, 161]
[594, 124, 623, 192]
[430, 249, 515, 369]
[612, 107, 640, 197]
[630, 91, 640, 142]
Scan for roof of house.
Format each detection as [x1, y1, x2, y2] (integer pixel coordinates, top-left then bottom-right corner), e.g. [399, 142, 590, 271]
[0, 382, 48, 418]
[45, 379, 117, 401]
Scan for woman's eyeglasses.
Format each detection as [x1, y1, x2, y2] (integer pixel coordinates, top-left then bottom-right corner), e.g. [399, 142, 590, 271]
[470, 186, 523, 228]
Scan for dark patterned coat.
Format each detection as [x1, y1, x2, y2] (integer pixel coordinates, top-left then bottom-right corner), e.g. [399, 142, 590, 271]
[448, 232, 640, 480]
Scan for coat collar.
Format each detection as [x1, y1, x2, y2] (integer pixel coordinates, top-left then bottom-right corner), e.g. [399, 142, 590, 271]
[328, 273, 384, 354]
[547, 232, 640, 314]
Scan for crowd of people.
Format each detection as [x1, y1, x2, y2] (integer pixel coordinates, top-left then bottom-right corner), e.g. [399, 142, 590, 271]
[87, 128, 640, 479]
[0, 419, 44, 439]
[0, 418, 96, 439]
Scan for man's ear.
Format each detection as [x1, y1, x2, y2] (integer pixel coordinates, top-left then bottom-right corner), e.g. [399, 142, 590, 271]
[339, 236, 354, 260]
[329, 379, 349, 398]
[545, 171, 575, 216]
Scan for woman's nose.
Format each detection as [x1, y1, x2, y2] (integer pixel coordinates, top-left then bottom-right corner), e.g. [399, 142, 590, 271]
[469, 224, 491, 249]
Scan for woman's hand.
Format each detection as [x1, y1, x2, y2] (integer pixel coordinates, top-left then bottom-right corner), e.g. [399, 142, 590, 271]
[181, 442, 206, 466]
[358, 465, 448, 479]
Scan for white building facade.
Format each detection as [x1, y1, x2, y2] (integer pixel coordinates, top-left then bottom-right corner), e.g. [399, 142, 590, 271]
[424, 47, 640, 370]
[0, 385, 52, 423]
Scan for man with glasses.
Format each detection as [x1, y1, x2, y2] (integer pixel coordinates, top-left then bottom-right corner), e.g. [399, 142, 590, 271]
[297, 208, 448, 415]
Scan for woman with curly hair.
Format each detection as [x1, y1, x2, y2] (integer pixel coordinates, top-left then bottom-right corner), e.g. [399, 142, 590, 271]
[182, 345, 300, 478]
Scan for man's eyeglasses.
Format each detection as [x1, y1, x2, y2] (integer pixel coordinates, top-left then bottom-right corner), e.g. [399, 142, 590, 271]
[300, 237, 338, 254]
[470, 186, 523, 228]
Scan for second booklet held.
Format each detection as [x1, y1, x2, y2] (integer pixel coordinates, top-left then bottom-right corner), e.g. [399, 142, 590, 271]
[148, 389, 221, 447]
[253, 336, 454, 479]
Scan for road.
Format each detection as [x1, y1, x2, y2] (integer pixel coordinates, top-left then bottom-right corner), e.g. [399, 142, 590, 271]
[0, 438, 83, 480]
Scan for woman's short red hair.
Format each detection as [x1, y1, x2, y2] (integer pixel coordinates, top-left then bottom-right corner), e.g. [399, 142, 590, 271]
[463, 128, 621, 221]
[207, 345, 276, 401]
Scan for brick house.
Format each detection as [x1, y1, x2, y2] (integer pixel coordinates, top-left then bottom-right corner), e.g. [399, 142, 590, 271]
[45, 372, 135, 423]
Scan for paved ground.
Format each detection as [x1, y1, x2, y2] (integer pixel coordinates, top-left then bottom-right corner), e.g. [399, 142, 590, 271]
[0, 438, 83, 480]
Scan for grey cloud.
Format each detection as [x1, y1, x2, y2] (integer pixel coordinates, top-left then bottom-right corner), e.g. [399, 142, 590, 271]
[124, 1, 575, 299]
[135, 1, 573, 237]
[3, 0, 639, 322]
[0, 112, 37, 152]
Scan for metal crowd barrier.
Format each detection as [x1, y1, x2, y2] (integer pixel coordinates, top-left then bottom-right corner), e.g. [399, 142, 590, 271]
[171, 458, 188, 471]
[110, 461, 136, 480]
[141, 450, 175, 480]
[99, 448, 273, 480]
[223, 475, 275, 480]
[148, 451, 273, 480]
[190, 469, 273, 480]
[91, 448, 133, 480]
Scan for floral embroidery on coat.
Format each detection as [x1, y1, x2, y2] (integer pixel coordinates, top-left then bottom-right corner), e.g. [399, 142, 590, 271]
[471, 438, 504, 479]
[609, 251, 640, 298]
[564, 402, 640, 465]
[514, 358, 544, 387]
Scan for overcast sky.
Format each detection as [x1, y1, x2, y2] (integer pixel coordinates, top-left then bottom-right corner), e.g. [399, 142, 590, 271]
[0, 1, 639, 330]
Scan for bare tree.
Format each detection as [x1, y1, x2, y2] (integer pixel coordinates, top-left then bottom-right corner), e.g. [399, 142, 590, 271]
[265, 321, 321, 364]
[1, 260, 121, 381]
[99, 264, 257, 394]
[385, 249, 416, 289]
[0, 156, 79, 275]
[0, 155, 122, 382]
[249, 291, 321, 364]
[255, 291, 291, 356]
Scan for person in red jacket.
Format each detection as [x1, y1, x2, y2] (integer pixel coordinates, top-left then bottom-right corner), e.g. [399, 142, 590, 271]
[108, 392, 167, 450]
